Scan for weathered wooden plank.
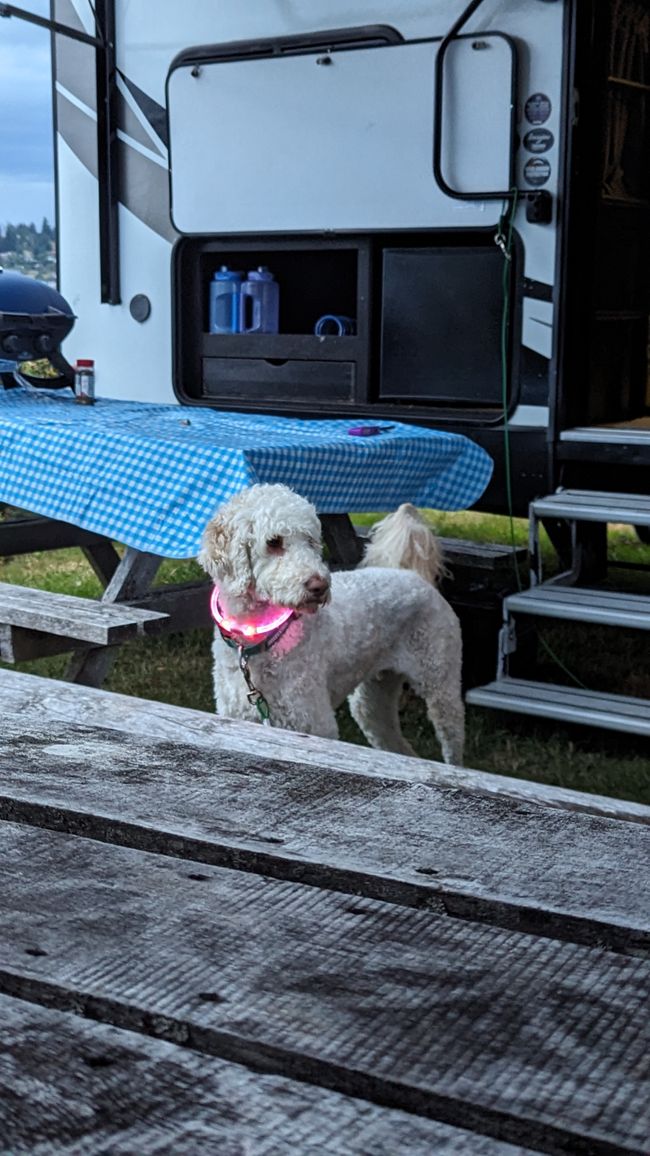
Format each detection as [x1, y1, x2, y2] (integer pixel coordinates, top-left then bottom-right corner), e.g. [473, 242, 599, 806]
[355, 527, 527, 589]
[1, 666, 646, 826]
[129, 578, 213, 630]
[81, 539, 122, 586]
[437, 536, 526, 572]
[0, 622, 16, 663]
[65, 546, 164, 687]
[1, 822, 648, 1155]
[100, 546, 161, 603]
[322, 513, 364, 567]
[355, 524, 523, 569]
[0, 582, 167, 643]
[0, 513, 108, 556]
[0, 994, 532, 1155]
[0, 626, 126, 664]
[0, 713, 647, 954]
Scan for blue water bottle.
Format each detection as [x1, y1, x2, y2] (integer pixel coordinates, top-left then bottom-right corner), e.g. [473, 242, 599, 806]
[240, 266, 280, 334]
[209, 266, 243, 334]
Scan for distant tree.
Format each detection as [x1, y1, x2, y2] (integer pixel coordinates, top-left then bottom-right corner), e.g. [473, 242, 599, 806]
[2, 224, 17, 253]
[33, 231, 50, 259]
[0, 222, 56, 280]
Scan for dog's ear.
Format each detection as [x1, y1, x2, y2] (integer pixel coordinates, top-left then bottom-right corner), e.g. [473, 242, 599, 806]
[198, 512, 252, 597]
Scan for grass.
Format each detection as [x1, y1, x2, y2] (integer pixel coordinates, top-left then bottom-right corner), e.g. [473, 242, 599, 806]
[1, 510, 649, 805]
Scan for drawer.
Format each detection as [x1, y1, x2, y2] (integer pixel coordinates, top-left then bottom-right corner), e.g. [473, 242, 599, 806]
[202, 357, 355, 402]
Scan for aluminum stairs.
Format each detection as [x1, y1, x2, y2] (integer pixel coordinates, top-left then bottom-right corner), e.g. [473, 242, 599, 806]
[466, 490, 650, 737]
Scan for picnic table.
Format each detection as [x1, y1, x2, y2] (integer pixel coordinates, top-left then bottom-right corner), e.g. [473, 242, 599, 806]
[0, 666, 649, 1154]
[0, 386, 493, 686]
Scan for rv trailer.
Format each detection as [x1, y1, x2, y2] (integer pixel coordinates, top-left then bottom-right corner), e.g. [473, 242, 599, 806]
[49, 0, 650, 518]
[48, 0, 650, 734]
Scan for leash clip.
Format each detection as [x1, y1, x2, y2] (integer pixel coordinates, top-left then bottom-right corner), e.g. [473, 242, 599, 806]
[238, 647, 272, 726]
[494, 230, 511, 261]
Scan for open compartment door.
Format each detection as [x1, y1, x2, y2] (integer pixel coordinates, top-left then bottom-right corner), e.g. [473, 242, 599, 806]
[167, 31, 515, 235]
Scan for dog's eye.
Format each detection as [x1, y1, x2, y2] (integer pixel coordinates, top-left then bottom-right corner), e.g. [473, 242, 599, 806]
[266, 536, 284, 552]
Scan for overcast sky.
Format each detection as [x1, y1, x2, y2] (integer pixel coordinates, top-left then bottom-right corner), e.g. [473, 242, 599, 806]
[0, 1, 55, 228]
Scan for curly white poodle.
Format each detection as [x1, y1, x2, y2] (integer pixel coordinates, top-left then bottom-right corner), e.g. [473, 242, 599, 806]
[198, 483, 464, 765]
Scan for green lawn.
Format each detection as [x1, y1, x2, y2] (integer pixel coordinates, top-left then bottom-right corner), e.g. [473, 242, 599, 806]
[1, 510, 649, 805]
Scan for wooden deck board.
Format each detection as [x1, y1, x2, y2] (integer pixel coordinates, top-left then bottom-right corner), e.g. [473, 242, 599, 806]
[0, 994, 535, 1155]
[1, 821, 648, 1155]
[1, 666, 646, 825]
[0, 712, 648, 954]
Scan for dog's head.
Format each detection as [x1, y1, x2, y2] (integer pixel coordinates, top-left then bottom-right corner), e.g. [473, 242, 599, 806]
[199, 484, 331, 614]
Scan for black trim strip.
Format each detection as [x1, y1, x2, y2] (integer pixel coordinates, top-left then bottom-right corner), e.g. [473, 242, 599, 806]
[95, 0, 120, 304]
[0, 2, 102, 46]
[168, 24, 403, 74]
[120, 76, 168, 150]
[523, 278, 554, 303]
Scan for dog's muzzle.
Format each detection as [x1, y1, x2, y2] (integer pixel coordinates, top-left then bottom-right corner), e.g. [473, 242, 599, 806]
[298, 574, 331, 614]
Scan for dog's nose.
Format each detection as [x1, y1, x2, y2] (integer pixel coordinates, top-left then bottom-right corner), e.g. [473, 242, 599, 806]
[304, 574, 330, 597]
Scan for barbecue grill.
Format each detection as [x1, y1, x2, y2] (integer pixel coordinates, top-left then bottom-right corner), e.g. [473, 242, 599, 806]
[0, 268, 75, 388]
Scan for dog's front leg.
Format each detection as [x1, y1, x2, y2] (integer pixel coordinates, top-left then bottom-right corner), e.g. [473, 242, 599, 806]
[270, 684, 339, 740]
[211, 638, 261, 724]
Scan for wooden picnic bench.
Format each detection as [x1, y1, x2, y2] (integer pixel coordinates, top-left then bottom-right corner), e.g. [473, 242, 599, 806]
[0, 667, 648, 1154]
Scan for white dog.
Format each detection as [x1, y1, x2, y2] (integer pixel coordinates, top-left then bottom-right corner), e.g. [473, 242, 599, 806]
[198, 483, 464, 765]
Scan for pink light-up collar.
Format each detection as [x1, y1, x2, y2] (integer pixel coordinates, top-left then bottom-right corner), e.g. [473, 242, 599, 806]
[210, 586, 294, 647]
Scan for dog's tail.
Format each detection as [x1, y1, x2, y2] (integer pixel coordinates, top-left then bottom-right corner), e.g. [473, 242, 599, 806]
[358, 504, 447, 588]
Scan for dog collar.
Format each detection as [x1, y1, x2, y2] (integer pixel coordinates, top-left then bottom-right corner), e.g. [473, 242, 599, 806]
[210, 586, 296, 657]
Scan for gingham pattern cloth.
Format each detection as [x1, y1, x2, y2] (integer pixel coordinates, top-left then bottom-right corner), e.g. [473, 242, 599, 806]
[0, 388, 493, 558]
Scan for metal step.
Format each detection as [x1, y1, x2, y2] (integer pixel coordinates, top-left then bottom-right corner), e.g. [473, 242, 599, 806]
[561, 428, 650, 447]
[560, 423, 650, 448]
[531, 489, 650, 526]
[466, 679, 650, 737]
[505, 585, 650, 629]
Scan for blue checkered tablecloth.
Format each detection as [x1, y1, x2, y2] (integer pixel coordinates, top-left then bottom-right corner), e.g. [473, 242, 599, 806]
[0, 388, 493, 558]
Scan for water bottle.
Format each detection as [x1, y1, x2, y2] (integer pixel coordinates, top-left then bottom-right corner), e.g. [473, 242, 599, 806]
[209, 266, 243, 334]
[240, 267, 279, 334]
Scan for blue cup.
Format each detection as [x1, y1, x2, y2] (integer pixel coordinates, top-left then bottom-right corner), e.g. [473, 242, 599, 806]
[314, 314, 356, 336]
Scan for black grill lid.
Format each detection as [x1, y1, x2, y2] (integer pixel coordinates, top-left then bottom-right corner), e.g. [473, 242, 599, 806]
[0, 269, 76, 388]
[0, 268, 75, 361]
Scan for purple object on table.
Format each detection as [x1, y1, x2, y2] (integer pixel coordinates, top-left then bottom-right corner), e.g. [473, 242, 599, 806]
[348, 425, 394, 437]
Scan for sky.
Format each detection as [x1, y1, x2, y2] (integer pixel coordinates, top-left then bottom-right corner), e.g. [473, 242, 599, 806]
[0, 1, 55, 228]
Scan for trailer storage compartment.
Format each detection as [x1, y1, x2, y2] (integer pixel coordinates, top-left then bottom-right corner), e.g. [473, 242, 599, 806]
[173, 237, 371, 409]
[173, 230, 519, 414]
